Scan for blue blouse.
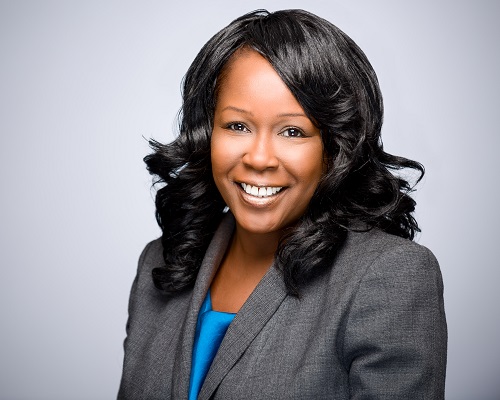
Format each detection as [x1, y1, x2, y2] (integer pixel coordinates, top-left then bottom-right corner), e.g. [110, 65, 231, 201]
[188, 290, 235, 400]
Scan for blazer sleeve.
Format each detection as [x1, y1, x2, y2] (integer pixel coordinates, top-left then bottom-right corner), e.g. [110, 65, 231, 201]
[125, 241, 155, 338]
[342, 243, 447, 399]
[117, 240, 156, 399]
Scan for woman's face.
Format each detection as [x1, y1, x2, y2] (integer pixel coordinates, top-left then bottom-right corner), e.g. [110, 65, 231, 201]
[211, 49, 325, 236]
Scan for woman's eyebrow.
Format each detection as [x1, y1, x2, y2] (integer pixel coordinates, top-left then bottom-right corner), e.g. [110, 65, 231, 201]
[277, 112, 308, 118]
[220, 106, 307, 119]
[220, 106, 253, 115]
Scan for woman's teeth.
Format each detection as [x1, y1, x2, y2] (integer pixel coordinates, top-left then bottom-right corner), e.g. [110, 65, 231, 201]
[241, 182, 283, 197]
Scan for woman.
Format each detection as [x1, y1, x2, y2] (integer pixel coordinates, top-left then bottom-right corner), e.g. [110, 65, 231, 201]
[118, 9, 447, 399]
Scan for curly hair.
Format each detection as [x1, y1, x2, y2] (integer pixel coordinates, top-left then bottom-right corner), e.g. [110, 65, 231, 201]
[145, 9, 424, 296]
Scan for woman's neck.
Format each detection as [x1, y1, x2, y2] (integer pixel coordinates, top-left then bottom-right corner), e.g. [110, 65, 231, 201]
[209, 225, 284, 313]
[230, 226, 282, 267]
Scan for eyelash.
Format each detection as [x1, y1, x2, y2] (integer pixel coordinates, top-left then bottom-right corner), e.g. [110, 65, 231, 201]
[225, 122, 250, 133]
[224, 123, 306, 137]
[281, 127, 305, 138]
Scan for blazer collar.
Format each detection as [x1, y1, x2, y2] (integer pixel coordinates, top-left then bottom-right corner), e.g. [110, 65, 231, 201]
[199, 263, 287, 400]
[171, 212, 289, 400]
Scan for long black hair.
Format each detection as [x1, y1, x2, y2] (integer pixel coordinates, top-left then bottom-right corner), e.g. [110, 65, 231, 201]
[145, 9, 424, 296]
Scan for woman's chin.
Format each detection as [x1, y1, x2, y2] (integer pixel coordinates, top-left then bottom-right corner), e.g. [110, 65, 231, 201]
[233, 216, 285, 237]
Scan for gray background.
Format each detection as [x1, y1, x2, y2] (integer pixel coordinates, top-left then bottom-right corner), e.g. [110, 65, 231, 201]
[0, 0, 498, 399]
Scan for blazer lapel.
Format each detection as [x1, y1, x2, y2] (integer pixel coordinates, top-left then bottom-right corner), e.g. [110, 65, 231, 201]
[170, 213, 235, 399]
[198, 263, 288, 400]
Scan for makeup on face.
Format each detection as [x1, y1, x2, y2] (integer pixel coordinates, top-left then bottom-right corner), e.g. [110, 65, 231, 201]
[211, 49, 324, 237]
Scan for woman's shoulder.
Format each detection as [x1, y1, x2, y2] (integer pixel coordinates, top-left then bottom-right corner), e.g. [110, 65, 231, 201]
[139, 238, 163, 266]
[132, 238, 164, 290]
[331, 227, 442, 289]
[336, 229, 447, 398]
[343, 227, 438, 266]
[127, 237, 192, 322]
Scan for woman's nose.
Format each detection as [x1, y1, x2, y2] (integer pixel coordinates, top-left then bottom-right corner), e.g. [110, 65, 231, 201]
[241, 133, 279, 171]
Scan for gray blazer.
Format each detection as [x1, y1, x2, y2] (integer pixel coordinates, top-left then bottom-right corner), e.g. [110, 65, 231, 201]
[118, 214, 447, 399]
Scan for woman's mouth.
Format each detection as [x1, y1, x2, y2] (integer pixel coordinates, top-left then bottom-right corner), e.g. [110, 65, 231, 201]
[240, 182, 283, 198]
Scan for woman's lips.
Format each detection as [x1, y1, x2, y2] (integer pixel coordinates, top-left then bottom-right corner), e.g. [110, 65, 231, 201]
[240, 182, 283, 198]
[236, 182, 286, 208]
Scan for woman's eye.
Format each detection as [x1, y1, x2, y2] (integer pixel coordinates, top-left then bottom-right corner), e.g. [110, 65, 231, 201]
[226, 123, 250, 132]
[281, 127, 305, 137]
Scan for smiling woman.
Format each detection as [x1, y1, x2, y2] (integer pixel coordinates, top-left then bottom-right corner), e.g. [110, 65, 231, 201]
[118, 9, 447, 400]
[211, 48, 324, 236]
[210, 48, 325, 313]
